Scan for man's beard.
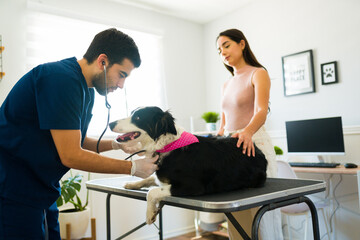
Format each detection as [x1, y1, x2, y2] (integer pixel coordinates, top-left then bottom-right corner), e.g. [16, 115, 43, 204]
[92, 72, 107, 96]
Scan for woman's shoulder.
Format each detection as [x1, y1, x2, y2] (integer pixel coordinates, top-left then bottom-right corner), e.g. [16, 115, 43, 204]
[251, 67, 270, 85]
[252, 67, 269, 77]
[248, 65, 266, 73]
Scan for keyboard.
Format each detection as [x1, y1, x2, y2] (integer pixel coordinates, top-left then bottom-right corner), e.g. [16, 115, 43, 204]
[289, 162, 340, 168]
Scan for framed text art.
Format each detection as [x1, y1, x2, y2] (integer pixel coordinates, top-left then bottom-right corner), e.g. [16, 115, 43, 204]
[321, 61, 338, 85]
[282, 50, 315, 96]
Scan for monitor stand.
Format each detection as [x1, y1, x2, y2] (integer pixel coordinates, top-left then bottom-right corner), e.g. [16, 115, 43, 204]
[318, 155, 332, 163]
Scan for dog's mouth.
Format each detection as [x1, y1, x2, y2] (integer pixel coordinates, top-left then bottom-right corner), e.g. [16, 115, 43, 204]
[116, 131, 141, 142]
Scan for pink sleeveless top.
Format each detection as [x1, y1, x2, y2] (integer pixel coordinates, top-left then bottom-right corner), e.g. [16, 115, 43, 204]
[221, 65, 260, 131]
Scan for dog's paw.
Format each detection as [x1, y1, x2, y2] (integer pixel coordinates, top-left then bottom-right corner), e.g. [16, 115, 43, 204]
[124, 181, 142, 190]
[146, 206, 158, 224]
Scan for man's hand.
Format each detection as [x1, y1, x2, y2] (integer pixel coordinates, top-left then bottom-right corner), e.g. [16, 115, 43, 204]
[131, 155, 159, 178]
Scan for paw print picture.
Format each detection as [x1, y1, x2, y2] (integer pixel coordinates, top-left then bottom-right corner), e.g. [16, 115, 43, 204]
[323, 67, 334, 83]
[321, 61, 338, 84]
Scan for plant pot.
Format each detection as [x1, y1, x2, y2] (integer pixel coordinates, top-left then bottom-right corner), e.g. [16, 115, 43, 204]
[59, 207, 90, 239]
[206, 123, 216, 132]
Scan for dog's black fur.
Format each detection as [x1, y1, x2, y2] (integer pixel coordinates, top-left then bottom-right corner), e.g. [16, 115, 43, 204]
[110, 106, 268, 197]
[157, 136, 267, 196]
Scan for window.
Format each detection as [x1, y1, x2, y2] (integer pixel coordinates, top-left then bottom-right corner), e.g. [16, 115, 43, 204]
[26, 11, 166, 137]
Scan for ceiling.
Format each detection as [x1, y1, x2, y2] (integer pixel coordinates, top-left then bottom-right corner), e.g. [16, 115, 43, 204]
[110, 0, 252, 24]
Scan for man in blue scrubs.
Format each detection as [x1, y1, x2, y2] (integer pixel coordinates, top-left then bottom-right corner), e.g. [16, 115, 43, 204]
[0, 28, 158, 239]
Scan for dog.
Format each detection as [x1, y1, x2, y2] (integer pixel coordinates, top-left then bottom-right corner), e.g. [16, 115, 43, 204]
[109, 106, 267, 224]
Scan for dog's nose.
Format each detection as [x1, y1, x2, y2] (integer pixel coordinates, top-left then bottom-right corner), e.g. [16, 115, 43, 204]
[109, 121, 117, 130]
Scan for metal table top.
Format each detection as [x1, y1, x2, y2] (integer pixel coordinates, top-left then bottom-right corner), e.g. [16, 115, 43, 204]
[86, 176, 326, 213]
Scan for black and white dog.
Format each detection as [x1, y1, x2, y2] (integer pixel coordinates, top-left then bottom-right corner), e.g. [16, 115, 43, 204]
[109, 106, 267, 224]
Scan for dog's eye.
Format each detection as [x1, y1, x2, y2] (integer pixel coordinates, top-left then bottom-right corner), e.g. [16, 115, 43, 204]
[134, 116, 140, 121]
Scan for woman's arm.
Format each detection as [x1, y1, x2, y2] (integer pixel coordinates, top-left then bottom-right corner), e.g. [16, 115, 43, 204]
[232, 68, 270, 156]
[217, 81, 228, 136]
[245, 68, 270, 134]
[217, 112, 226, 136]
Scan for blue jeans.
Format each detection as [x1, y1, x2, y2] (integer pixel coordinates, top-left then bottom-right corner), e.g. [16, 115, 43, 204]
[0, 197, 60, 240]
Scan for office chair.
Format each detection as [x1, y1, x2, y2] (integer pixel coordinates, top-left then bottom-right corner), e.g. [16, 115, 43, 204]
[276, 160, 330, 240]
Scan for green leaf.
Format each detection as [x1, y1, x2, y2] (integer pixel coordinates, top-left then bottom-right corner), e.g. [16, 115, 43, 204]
[274, 146, 283, 155]
[56, 196, 63, 207]
[72, 182, 81, 192]
[58, 171, 90, 211]
[67, 187, 77, 199]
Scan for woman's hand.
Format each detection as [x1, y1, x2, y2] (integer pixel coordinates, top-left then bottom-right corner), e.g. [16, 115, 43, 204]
[231, 129, 255, 157]
[216, 128, 224, 136]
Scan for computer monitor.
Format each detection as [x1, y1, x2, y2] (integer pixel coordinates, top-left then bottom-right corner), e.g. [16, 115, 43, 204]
[285, 116, 345, 160]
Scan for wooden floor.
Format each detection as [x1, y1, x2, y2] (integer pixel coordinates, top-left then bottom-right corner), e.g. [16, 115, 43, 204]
[166, 232, 229, 240]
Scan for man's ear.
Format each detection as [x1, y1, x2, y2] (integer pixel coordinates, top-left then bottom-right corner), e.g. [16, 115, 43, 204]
[97, 54, 108, 69]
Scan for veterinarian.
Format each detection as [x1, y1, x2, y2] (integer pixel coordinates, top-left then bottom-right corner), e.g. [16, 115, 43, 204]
[216, 29, 283, 240]
[0, 28, 158, 239]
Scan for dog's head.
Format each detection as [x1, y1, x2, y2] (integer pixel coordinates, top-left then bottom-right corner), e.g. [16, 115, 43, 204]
[109, 106, 178, 151]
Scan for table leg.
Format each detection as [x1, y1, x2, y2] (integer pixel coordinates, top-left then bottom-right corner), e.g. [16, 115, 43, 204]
[303, 196, 320, 240]
[225, 212, 251, 240]
[106, 193, 111, 240]
[115, 222, 147, 240]
[252, 196, 320, 240]
[159, 208, 163, 240]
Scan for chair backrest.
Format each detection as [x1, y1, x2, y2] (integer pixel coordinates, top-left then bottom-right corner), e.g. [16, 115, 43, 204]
[277, 160, 298, 179]
[277, 160, 309, 213]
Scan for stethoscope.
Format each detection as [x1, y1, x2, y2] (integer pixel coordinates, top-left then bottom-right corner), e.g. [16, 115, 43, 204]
[95, 62, 145, 158]
[96, 62, 111, 154]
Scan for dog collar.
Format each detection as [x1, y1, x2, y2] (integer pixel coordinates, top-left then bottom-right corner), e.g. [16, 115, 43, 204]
[156, 131, 199, 153]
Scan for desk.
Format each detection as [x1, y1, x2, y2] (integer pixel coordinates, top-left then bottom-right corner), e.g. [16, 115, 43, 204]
[292, 165, 360, 175]
[86, 176, 325, 240]
[292, 165, 360, 239]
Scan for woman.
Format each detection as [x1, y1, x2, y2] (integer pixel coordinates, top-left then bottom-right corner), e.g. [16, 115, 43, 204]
[216, 29, 283, 240]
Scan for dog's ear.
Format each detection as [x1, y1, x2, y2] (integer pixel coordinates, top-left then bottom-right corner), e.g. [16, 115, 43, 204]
[161, 110, 177, 135]
[148, 110, 177, 141]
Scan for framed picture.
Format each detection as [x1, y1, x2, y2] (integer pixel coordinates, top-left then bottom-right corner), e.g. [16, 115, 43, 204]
[321, 61, 338, 85]
[282, 50, 315, 96]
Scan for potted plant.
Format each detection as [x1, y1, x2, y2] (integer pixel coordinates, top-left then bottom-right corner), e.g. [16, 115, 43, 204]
[57, 171, 90, 239]
[201, 112, 220, 132]
[274, 145, 284, 160]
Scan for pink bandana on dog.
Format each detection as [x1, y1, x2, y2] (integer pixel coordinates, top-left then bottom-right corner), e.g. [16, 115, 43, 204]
[156, 131, 199, 153]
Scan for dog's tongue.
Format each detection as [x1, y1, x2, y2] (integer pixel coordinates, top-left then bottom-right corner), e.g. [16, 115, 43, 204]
[116, 132, 139, 142]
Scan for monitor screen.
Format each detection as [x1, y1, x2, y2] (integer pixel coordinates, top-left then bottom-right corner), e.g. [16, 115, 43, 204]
[285, 116, 345, 155]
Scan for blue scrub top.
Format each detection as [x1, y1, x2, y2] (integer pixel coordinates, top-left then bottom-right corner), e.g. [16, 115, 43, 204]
[0, 57, 94, 208]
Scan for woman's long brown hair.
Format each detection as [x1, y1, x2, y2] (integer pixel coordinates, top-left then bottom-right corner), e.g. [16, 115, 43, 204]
[217, 29, 264, 76]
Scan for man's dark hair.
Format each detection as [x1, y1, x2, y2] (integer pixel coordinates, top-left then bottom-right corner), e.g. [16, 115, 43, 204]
[84, 28, 141, 67]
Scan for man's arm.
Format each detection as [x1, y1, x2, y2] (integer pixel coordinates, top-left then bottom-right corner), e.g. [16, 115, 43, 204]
[82, 136, 113, 153]
[51, 129, 132, 174]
